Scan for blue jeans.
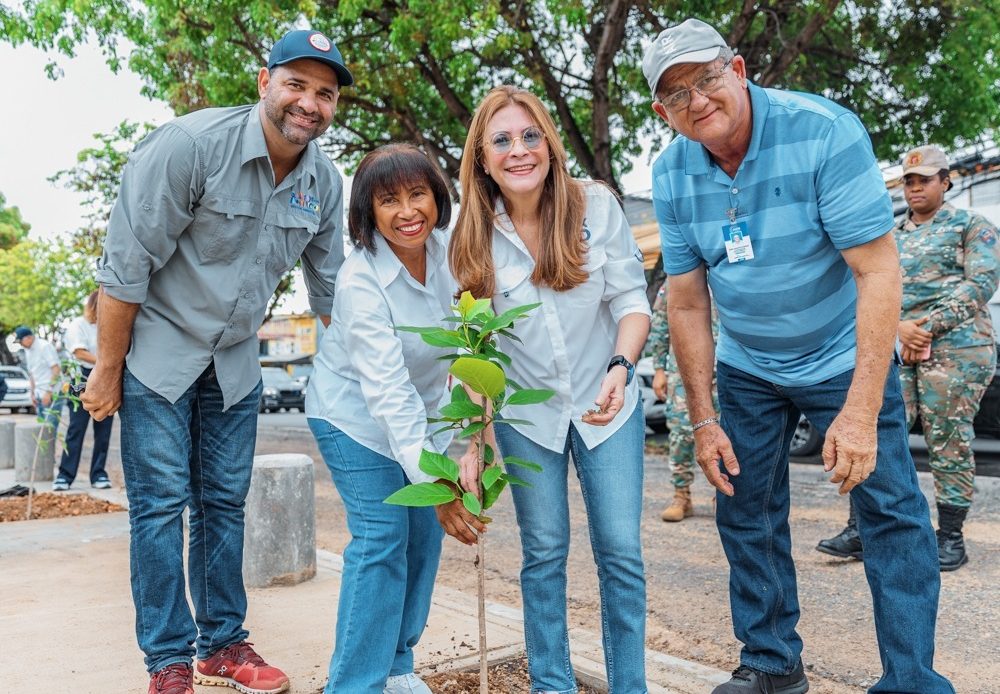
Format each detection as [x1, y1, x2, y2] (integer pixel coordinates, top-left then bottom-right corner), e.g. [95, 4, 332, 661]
[58, 369, 113, 483]
[120, 366, 262, 673]
[495, 403, 647, 694]
[715, 361, 953, 693]
[308, 418, 444, 694]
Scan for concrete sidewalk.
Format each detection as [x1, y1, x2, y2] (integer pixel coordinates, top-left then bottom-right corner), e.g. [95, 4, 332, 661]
[0, 472, 727, 693]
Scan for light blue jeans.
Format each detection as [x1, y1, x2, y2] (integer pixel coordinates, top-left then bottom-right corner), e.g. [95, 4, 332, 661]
[495, 402, 648, 694]
[308, 418, 444, 694]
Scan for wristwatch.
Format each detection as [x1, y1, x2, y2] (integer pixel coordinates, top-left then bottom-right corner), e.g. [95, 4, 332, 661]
[607, 355, 635, 385]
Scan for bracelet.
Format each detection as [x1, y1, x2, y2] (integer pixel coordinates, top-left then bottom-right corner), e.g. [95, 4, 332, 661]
[691, 416, 720, 432]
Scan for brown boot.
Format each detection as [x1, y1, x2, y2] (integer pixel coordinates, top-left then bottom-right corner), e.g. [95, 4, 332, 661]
[661, 486, 693, 522]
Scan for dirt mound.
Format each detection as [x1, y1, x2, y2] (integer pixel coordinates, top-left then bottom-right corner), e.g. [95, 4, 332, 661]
[423, 654, 602, 693]
[0, 492, 125, 522]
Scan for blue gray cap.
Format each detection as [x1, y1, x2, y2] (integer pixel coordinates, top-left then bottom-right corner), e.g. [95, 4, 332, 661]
[642, 18, 728, 95]
[13, 326, 33, 341]
[268, 29, 354, 87]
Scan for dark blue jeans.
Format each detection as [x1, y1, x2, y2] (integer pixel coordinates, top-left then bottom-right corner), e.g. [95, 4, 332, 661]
[119, 366, 262, 673]
[714, 361, 953, 693]
[58, 368, 113, 483]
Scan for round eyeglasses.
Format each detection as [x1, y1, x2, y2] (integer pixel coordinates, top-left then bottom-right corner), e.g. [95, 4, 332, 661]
[487, 126, 546, 154]
[658, 60, 734, 112]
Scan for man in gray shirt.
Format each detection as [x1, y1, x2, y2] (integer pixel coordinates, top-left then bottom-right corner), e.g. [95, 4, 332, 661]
[82, 29, 351, 694]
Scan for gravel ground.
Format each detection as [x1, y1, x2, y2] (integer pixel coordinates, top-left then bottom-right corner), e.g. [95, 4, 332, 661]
[62, 415, 999, 692]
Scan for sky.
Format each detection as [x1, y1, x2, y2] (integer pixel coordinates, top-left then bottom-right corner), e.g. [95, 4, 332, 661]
[2, 39, 659, 314]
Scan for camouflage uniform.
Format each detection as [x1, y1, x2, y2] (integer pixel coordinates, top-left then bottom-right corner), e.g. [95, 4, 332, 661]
[896, 203, 1000, 509]
[648, 282, 719, 489]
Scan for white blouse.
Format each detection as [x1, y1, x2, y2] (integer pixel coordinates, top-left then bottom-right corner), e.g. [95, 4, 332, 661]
[491, 182, 651, 452]
[64, 316, 98, 367]
[306, 229, 456, 484]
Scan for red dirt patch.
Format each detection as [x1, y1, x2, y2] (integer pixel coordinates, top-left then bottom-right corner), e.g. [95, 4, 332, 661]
[424, 655, 603, 693]
[0, 492, 125, 522]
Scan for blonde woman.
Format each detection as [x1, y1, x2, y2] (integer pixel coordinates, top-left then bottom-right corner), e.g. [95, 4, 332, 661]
[451, 86, 652, 693]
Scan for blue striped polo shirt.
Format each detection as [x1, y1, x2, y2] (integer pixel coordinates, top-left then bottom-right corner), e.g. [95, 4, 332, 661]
[653, 83, 894, 386]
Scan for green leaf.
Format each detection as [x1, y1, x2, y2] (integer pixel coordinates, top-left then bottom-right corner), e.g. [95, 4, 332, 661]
[439, 400, 485, 419]
[506, 388, 555, 406]
[436, 353, 462, 362]
[450, 356, 505, 399]
[482, 465, 503, 489]
[417, 450, 459, 483]
[504, 456, 543, 473]
[397, 326, 469, 349]
[483, 343, 513, 367]
[451, 384, 471, 403]
[459, 421, 486, 438]
[384, 482, 456, 507]
[483, 478, 507, 510]
[496, 418, 534, 426]
[482, 302, 541, 333]
[462, 491, 482, 516]
[497, 329, 524, 344]
[484, 443, 495, 465]
[503, 472, 531, 487]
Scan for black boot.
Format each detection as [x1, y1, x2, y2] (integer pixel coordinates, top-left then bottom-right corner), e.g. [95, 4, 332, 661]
[937, 504, 969, 571]
[816, 497, 863, 560]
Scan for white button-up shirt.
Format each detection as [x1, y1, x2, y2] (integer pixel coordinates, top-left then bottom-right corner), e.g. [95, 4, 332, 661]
[23, 337, 60, 396]
[306, 229, 455, 484]
[64, 317, 98, 368]
[491, 182, 651, 452]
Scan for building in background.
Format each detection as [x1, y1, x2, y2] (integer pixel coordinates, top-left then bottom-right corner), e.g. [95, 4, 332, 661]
[257, 312, 325, 380]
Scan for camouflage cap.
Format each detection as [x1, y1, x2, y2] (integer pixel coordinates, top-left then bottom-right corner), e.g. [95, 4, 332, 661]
[902, 145, 949, 176]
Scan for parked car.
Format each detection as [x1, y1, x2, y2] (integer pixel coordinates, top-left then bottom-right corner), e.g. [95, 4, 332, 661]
[259, 367, 305, 413]
[0, 365, 35, 414]
[789, 356, 1000, 457]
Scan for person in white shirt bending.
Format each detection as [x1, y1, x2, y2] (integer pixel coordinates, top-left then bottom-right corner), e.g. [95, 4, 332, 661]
[55, 290, 113, 491]
[14, 325, 61, 428]
[450, 85, 653, 693]
[305, 143, 485, 694]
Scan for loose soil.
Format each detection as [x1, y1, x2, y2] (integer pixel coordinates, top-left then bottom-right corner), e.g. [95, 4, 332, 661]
[0, 492, 124, 522]
[423, 655, 602, 693]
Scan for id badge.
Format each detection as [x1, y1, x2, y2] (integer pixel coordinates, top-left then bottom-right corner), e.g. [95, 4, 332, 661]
[723, 221, 754, 263]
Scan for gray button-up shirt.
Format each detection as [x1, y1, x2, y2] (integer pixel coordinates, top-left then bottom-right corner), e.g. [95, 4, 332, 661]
[97, 103, 345, 409]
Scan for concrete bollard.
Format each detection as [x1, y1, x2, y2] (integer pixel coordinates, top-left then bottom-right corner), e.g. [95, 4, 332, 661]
[243, 454, 316, 588]
[14, 421, 56, 484]
[0, 419, 15, 470]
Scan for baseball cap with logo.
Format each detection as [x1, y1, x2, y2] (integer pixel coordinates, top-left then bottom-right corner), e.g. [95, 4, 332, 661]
[642, 18, 728, 95]
[268, 29, 354, 87]
[901, 145, 949, 177]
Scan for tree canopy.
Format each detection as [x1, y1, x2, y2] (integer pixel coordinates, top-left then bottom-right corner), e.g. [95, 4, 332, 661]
[3, 1, 998, 192]
[0, 192, 31, 251]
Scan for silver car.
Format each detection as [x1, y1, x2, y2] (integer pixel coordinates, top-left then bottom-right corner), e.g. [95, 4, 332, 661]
[0, 365, 35, 414]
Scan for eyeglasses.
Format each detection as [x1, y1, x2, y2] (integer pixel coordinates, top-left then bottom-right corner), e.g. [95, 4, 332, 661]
[487, 126, 546, 154]
[658, 60, 733, 112]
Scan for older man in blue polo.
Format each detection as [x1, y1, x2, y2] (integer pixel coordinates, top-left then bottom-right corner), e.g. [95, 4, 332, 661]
[644, 18, 953, 694]
[83, 29, 352, 694]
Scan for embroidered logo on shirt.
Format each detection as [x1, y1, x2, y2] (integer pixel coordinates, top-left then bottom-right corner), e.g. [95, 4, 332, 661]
[289, 191, 321, 217]
[979, 228, 997, 246]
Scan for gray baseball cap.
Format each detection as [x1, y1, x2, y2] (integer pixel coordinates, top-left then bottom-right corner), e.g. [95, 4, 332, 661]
[642, 18, 728, 95]
[901, 145, 949, 176]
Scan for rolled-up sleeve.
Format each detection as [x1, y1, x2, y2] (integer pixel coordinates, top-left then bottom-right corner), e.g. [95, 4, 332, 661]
[598, 189, 652, 323]
[339, 275, 436, 484]
[301, 171, 346, 317]
[96, 124, 201, 304]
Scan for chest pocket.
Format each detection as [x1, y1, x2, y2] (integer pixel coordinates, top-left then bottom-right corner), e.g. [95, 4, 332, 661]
[565, 246, 607, 308]
[494, 262, 533, 312]
[267, 209, 320, 275]
[194, 196, 260, 263]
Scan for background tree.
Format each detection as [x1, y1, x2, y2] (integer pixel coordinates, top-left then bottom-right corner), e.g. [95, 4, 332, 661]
[0, 192, 33, 365]
[3, 0, 997, 194]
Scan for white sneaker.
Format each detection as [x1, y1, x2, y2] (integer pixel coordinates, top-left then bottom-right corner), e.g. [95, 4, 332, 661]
[384, 673, 432, 694]
[91, 478, 112, 490]
[52, 478, 70, 491]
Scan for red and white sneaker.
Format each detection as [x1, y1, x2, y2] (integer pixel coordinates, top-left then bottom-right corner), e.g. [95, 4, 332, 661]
[148, 663, 194, 694]
[194, 641, 289, 694]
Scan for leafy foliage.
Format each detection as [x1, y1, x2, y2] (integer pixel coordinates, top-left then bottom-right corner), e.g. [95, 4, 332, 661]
[3, 1, 997, 193]
[384, 291, 554, 512]
[0, 192, 31, 251]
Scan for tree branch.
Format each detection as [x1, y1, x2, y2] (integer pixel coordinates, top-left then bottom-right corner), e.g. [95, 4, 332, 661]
[759, 0, 842, 87]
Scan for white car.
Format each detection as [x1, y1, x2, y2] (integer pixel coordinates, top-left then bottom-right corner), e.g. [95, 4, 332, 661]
[0, 365, 35, 414]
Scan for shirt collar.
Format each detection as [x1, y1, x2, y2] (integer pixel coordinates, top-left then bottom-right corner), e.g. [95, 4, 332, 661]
[684, 80, 769, 175]
[370, 228, 447, 289]
[902, 202, 957, 230]
[241, 103, 319, 184]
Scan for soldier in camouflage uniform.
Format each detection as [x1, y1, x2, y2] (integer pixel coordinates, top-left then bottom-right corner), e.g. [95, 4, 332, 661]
[818, 145, 1000, 571]
[648, 280, 719, 521]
